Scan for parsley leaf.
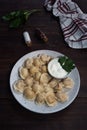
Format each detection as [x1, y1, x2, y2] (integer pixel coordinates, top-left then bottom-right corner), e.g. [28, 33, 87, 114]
[2, 9, 40, 28]
[58, 56, 75, 73]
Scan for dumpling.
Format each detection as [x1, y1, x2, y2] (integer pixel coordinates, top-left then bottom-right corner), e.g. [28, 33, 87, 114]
[40, 65, 47, 73]
[33, 80, 39, 85]
[25, 76, 33, 86]
[23, 88, 36, 100]
[36, 93, 45, 104]
[32, 84, 44, 94]
[56, 92, 68, 102]
[49, 79, 59, 88]
[45, 92, 57, 107]
[13, 79, 26, 93]
[19, 67, 29, 79]
[29, 65, 39, 76]
[54, 82, 64, 92]
[40, 73, 52, 84]
[40, 54, 51, 62]
[63, 77, 74, 89]
[44, 84, 53, 93]
[35, 72, 41, 81]
[33, 57, 41, 67]
[24, 58, 33, 69]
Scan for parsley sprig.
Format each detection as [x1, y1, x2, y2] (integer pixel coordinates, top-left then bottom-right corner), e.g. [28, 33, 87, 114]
[58, 56, 75, 73]
[2, 9, 40, 28]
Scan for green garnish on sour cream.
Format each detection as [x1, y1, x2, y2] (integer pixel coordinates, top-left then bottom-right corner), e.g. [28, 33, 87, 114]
[58, 56, 75, 73]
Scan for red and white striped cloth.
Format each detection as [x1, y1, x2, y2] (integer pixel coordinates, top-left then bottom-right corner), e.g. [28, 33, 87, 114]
[44, 0, 87, 49]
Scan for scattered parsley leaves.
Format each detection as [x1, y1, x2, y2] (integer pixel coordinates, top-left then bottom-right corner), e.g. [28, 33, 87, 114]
[2, 9, 40, 28]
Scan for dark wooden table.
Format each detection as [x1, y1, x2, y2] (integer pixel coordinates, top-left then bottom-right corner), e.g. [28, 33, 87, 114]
[0, 0, 87, 130]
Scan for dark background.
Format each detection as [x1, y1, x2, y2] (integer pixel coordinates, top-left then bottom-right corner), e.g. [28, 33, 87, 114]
[0, 0, 87, 130]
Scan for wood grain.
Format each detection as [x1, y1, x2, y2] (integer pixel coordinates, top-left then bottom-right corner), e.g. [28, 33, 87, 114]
[0, 0, 87, 130]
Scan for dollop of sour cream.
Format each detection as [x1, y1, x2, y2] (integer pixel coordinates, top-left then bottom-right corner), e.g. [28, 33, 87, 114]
[48, 58, 68, 79]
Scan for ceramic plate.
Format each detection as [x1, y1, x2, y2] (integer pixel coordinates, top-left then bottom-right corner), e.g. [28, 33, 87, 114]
[10, 50, 80, 114]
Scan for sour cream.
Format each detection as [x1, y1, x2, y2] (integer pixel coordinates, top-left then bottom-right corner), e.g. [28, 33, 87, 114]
[48, 58, 68, 79]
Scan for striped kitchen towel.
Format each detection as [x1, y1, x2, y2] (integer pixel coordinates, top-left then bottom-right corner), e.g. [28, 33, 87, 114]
[44, 0, 87, 49]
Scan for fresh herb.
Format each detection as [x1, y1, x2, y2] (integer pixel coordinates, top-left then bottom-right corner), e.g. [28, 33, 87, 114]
[2, 9, 40, 28]
[58, 56, 75, 73]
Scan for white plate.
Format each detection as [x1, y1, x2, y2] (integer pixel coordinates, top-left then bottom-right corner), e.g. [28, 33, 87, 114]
[10, 50, 80, 114]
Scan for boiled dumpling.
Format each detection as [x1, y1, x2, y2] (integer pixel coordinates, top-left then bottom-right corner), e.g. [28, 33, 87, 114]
[63, 77, 74, 89]
[40, 73, 52, 84]
[32, 84, 44, 94]
[40, 65, 47, 73]
[54, 82, 64, 92]
[33, 57, 41, 67]
[23, 88, 36, 100]
[45, 92, 57, 107]
[19, 67, 29, 79]
[25, 76, 33, 86]
[36, 93, 45, 104]
[13, 80, 26, 93]
[56, 92, 68, 102]
[35, 72, 41, 81]
[29, 65, 39, 76]
[44, 84, 53, 93]
[49, 79, 59, 88]
[24, 58, 33, 69]
[40, 54, 51, 62]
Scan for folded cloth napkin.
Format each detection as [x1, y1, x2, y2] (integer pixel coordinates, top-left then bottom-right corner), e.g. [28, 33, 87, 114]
[44, 0, 87, 49]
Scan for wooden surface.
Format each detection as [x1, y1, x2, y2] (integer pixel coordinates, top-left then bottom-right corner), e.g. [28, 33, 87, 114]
[0, 0, 87, 130]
